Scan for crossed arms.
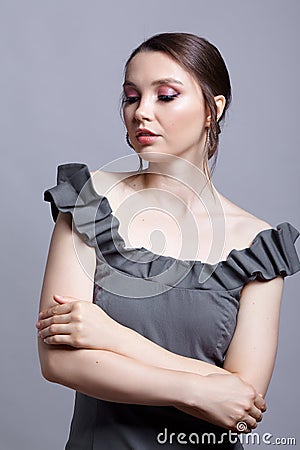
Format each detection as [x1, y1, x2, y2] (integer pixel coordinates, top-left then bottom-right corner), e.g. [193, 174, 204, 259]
[37, 212, 284, 431]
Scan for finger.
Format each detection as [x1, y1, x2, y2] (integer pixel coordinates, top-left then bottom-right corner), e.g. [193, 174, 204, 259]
[243, 415, 257, 430]
[53, 294, 78, 304]
[254, 394, 267, 412]
[249, 405, 264, 422]
[38, 324, 70, 339]
[37, 314, 71, 330]
[43, 334, 74, 345]
[39, 302, 73, 320]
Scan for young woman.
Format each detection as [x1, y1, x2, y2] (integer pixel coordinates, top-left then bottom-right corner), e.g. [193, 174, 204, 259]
[36, 33, 300, 449]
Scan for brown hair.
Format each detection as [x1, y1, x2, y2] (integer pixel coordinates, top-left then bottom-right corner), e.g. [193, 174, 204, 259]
[123, 32, 232, 181]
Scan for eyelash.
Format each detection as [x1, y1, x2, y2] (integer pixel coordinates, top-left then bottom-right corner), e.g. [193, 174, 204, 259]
[123, 94, 179, 105]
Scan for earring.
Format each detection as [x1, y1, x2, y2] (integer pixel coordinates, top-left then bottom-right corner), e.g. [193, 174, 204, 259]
[206, 128, 211, 148]
[206, 128, 213, 160]
[126, 132, 143, 172]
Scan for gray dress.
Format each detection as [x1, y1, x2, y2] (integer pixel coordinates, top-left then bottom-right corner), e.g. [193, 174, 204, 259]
[44, 163, 300, 450]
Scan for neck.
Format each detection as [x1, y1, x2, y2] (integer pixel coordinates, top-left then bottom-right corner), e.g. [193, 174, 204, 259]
[139, 156, 218, 214]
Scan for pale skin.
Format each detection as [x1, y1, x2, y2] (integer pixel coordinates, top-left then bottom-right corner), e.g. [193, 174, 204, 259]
[37, 51, 285, 433]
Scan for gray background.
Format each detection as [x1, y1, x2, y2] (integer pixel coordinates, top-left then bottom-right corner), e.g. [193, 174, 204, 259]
[1, 1, 299, 449]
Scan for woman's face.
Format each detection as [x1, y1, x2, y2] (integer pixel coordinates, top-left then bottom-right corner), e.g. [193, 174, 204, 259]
[123, 51, 210, 164]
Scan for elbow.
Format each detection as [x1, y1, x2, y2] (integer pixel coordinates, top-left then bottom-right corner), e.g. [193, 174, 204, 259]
[39, 355, 59, 383]
[40, 360, 58, 383]
[38, 339, 60, 383]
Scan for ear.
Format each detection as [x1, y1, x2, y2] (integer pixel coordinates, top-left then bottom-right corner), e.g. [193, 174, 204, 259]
[205, 95, 226, 126]
[215, 95, 226, 121]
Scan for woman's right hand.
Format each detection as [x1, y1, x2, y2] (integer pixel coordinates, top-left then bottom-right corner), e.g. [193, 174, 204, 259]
[175, 372, 266, 432]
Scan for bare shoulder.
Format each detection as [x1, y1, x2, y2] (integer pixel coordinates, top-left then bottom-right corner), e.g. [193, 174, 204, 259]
[89, 169, 143, 213]
[219, 193, 274, 249]
[90, 168, 126, 183]
[90, 169, 139, 196]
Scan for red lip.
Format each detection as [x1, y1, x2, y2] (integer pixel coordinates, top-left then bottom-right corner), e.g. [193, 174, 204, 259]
[135, 128, 159, 137]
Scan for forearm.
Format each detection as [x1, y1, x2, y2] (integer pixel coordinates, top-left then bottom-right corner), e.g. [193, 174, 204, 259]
[103, 320, 229, 377]
[38, 337, 267, 429]
[38, 339, 192, 407]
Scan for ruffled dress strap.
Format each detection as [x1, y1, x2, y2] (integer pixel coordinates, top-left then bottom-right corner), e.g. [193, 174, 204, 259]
[202, 222, 300, 291]
[43, 163, 116, 250]
[241, 222, 300, 280]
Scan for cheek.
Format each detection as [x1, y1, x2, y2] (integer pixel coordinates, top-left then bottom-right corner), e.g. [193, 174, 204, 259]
[123, 108, 134, 128]
[164, 101, 205, 135]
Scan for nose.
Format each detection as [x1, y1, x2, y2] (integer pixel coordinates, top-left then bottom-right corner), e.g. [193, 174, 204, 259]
[134, 96, 154, 122]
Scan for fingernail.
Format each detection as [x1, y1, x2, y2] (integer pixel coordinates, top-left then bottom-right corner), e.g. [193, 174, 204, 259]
[36, 322, 40, 328]
[39, 312, 43, 318]
[54, 294, 64, 300]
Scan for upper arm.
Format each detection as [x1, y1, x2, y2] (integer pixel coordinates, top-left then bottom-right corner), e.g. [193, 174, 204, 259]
[39, 212, 96, 312]
[38, 211, 96, 376]
[223, 275, 284, 396]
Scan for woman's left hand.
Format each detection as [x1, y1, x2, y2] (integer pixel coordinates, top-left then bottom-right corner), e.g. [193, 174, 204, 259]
[36, 295, 118, 350]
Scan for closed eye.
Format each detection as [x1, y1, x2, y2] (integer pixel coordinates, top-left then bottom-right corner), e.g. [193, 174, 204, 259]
[122, 93, 180, 105]
[158, 94, 179, 102]
[123, 96, 140, 105]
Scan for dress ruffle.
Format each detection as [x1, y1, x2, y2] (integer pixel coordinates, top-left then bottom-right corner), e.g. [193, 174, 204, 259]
[44, 163, 300, 292]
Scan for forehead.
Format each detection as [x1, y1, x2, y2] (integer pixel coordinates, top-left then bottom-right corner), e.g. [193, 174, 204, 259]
[125, 51, 200, 91]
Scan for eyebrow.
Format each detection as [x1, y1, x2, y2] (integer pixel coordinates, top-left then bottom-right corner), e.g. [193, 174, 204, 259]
[123, 78, 184, 88]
